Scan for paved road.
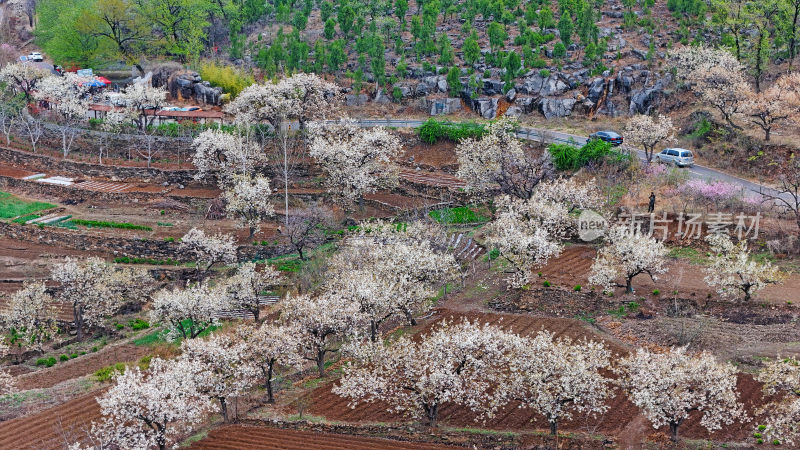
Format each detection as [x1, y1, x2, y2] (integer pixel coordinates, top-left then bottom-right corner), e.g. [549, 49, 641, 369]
[350, 118, 790, 203]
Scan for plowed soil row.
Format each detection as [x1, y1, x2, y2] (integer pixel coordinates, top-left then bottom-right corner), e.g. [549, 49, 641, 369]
[0, 391, 101, 449]
[307, 310, 767, 444]
[15, 344, 150, 391]
[191, 424, 458, 449]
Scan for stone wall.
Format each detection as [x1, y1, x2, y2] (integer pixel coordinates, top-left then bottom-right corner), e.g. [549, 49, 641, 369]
[0, 221, 291, 261]
[0, 145, 198, 184]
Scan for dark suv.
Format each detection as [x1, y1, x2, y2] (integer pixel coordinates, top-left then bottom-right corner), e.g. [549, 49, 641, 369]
[588, 130, 624, 146]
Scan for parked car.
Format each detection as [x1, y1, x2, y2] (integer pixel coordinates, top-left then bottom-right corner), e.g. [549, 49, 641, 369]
[27, 52, 43, 62]
[656, 148, 695, 167]
[588, 130, 624, 146]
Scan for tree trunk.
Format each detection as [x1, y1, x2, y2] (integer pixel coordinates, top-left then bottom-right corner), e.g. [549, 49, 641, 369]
[265, 364, 275, 403]
[403, 309, 417, 326]
[370, 320, 379, 342]
[253, 306, 260, 323]
[669, 422, 679, 442]
[219, 397, 229, 422]
[423, 403, 439, 427]
[282, 127, 290, 227]
[550, 420, 558, 435]
[764, 127, 771, 142]
[73, 304, 84, 340]
[626, 277, 633, 294]
[316, 349, 326, 377]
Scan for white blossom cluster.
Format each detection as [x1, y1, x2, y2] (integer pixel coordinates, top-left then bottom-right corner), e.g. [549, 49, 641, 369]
[704, 234, 785, 302]
[308, 119, 401, 205]
[589, 225, 669, 293]
[178, 228, 237, 271]
[756, 357, 800, 446]
[221, 174, 275, 238]
[624, 114, 675, 163]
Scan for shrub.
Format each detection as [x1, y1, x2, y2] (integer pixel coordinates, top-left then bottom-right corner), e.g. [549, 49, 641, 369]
[70, 353, 78, 359]
[539, 69, 551, 77]
[95, 363, 127, 382]
[115, 323, 125, 330]
[59, 354, 69, 362]
[198, 61, 255, 98]
[164, 237, 175, 242]
[128, 318, 150, 330]
[543, 280, 551, 287]
[548, 139, 628, 171]
[91, 346, 98, 352]
[574, 285, 582, 291]
[429, 206, 489, 224]
[652, 289, 660, 295]
[418, 118, 487, 144]
[488, 248, 500, 260]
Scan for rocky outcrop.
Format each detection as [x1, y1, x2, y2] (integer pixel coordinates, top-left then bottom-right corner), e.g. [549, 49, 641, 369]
[345, 93, 369, 106]
[426, 98, 462, 115]
[167, 71, 224, 105]
[539, 98, 576, 119]
[465, 97, 499, 119]
[628, 74, 671, 115]
[1, 0, 35, 45]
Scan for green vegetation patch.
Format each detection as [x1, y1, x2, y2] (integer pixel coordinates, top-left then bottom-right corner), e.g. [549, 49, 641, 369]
[0, 192, 55, 219]
[548, 140, 630, 171]
[114, 256, 182, 265]
[418, 118, 487, 144]
[71, 219, 152, 231]
[11, 214, 40, 224]
[429, 206, 489, 224]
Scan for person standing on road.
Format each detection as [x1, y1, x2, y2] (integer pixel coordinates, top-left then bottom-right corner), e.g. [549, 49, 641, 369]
[648, 192, 656, 213]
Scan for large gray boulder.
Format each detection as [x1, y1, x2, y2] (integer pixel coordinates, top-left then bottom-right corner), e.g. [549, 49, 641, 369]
[345, 94, 369, 106]
[515, 96, 536, 114]
[414, 83, 430, 97]
[587, 78, 605, 103]
[374, 88, 391, 104]
[427, 98, 462, 115]
[519, 74, 570, 96]
[482, 79, 503, 96]
[628, 74, 671, 115]
[539, 98, 576, 119]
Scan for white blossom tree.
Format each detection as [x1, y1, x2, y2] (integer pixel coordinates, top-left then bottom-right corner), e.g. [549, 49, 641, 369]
[308, 119, 401, 208]
[19, 109, 44, 152]
[455, 117, 553, 200]
[0, 338, 16, 395]
[589, 226, 669, 294]
[191, 128, 265, 183]
[227, 73, 340, 224]
[236, 323, 303, 403]
[51, 257, 137, 340]
[97, 108, 134, 164]
[280, 206, 335, 261]
[485, 195, 572, 288]
[617, 347, 745, 443]
[116, 84, 168, 167]
[335, 319, 520, 427]
[756, 357, 800, 446]
[0, 83, 24, 145]
[742, 73, 800, 141]
[179, 334, 258, 422]
[326, 220, 459, 337]
[508, 332, 614, 435]
[280, 292, 362, 377]
[0, 62, 48, 99]
[691, 66, 752, 131]
[221, 174, 275, 239]
[624, 114, 675, 164]
[179, 228, 237, 272]
[4, 281, 58, 351]
[704, 234, 785, 302]
[221, 262, 282, 322]
[150, 282, 227, 340]
[89, 357, 213, 450]
[34, 73, 90, 157]
[668, 46, 743, 84]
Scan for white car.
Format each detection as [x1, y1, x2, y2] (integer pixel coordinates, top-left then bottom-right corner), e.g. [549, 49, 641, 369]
[656, 148, 695, 167]
[28, 52, 43, 62]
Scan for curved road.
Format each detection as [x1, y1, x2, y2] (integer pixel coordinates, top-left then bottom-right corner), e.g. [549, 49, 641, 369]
[349, 118, 789, 203]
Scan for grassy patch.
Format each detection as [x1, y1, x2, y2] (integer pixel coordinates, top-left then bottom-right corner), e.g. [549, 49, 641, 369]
[11, 213, 40, 223]
[286, 413, 327, 423]
[445, 427, 517, 437]
[133, 329, 169, 346]
[668, 246, 709, 265]
[429, 206, 489, 224]
[0, 191, 55, 219]
[114, 256, 183, 266]
[71, 219, 152, 231]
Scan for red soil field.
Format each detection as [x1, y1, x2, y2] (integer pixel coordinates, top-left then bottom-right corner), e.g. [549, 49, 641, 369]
[15, 344, 150, 391]
[191, 424, 458, 449]
[307, 310, 769, 444]
[0, 391, 101, 449]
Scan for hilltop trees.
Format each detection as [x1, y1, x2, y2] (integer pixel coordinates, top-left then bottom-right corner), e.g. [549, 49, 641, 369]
[309, 119, 401, 208]
[589, 226, 669, 294]
[617, 348, 745, 442]
[704, 234, 785, 302]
